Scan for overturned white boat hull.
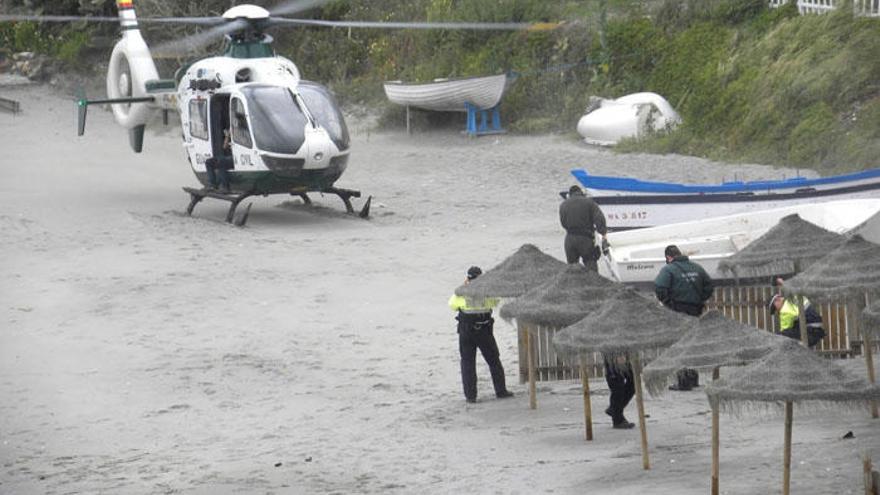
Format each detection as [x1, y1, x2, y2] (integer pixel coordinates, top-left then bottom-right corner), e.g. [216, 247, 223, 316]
[383, 73, 512, 112]
[599, 199, 880, 283]
[576, 92, 680, 146]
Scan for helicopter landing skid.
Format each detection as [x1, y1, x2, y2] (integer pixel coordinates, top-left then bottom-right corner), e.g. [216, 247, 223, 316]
[183, 185, 370, 226]
[183, 187, 256, 226]
[293, 186, 363, 215]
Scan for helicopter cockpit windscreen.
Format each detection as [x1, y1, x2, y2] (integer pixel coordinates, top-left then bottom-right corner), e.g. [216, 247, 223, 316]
[239, 85, 307, 155]
[297, 82, 350, 151]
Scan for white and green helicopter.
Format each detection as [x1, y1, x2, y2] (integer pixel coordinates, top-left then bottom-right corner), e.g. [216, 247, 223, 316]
[1, 0, 550, 225]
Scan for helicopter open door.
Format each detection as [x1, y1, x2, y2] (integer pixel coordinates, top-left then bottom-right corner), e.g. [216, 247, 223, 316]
[208, 94, 231, 160]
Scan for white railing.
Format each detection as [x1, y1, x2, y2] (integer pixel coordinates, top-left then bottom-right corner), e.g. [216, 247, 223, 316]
[769, 0, 880, 16]
[855, 0, 880, 16]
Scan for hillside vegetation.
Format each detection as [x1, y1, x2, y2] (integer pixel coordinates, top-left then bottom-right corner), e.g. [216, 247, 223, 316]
[2, 0, 878, 172]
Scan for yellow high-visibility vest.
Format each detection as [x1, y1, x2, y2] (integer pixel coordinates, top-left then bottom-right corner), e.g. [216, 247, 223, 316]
[448, 294, 499, 313]
[779, 297, 810, 330]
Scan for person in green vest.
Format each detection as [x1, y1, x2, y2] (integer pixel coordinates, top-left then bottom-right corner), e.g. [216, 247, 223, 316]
[448, 266, 514, 404]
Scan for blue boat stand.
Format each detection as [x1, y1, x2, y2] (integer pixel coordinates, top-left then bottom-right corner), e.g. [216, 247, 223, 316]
[402, 102, 506, 137]
[465, 102, 505, 137]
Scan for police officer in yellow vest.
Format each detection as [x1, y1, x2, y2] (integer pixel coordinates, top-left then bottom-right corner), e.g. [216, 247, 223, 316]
[769, 293, 826, 347]
[449, 266, 514, 403]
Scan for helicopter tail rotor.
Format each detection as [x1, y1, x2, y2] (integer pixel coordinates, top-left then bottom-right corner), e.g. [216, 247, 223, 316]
[105, 0, 160, 149]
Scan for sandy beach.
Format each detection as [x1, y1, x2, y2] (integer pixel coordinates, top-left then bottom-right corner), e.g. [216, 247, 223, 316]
[1, 81, 877, 494]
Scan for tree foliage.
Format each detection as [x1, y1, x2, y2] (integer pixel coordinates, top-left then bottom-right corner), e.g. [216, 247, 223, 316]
[1, 0, 878, 171]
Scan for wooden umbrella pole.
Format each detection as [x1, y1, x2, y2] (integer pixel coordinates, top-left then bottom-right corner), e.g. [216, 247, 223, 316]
[632, 355, 650, 470]
[866, 333, 878, 418]
[711, 367, 720, 495]
[864, 294, 878, 418]
[579, 354, 593, 441]
[526, 326, 537, 410]
[796, 295, 809, 348]
[783, 401, 793, 495]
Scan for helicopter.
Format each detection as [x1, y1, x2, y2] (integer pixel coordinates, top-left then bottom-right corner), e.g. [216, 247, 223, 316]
[1, 0, 555, 225]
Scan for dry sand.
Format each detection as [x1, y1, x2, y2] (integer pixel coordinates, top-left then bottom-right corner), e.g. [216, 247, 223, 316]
[0, 81, 876, 494]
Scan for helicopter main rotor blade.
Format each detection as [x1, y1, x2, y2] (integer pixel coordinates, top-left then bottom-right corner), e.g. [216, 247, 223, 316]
[269, 18, 559, 31]
[269, 0, 334, 17]
[0, 14, 223, 25]
[148, 0, 332, 57]
[150, 18, 248, 57]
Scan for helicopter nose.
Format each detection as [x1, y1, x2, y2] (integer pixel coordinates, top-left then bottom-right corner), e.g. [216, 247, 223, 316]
[303, 129, 333, 170]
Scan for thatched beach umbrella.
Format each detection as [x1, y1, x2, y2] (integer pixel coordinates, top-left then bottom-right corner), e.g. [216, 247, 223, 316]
[784, 235, 880, 302]
[642, 310, 784, 494]
[642, 311, 783, 395]
[454, 244, 566, 300]
[554, 288, 694, 470]
[499, 264, 620, 326]
[500, 263, 622, 439]
[717, 214, 845, 281]
[784, 235, 880, 417]
[706, 338, 880, 495]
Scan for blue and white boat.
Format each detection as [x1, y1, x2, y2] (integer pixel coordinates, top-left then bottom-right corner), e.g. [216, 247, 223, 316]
[598, 199, 880, 283]
[571, 168, 880, 230]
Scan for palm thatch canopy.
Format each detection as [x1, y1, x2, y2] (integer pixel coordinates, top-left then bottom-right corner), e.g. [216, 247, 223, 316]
[454, 244, 566, 299]
[553, 288, 695, 357]
[498, 264, 622, 327]
[783, 235, 880, 303]
[705, 338, 880, 412]
[642, 310, 784, 395]
[717, 214, 845, 281]
[861, 303, 880, 337]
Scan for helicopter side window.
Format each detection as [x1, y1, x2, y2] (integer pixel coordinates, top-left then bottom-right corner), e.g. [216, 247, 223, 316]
[298, 82, 350, 151]
[188, 99, 208, 140]
[231, 97, 253, 148]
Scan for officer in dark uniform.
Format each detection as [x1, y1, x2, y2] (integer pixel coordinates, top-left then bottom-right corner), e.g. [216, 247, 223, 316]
[559, 185, 608, 271]
[604, 354, 635, 429]
[205, 128, 233, 192]
[654, 244, 714, 390]
[449, 266, 514, 404]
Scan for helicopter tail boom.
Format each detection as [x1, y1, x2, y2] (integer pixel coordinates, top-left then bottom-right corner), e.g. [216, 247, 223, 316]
[102, 0, 161, 152]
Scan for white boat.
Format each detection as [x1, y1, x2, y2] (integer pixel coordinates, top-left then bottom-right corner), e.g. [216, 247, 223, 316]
[598, 199, 880, 284]
[383, 73, 513, 112]
[576, 92, 681, 146]
[572, 168, 880, 230]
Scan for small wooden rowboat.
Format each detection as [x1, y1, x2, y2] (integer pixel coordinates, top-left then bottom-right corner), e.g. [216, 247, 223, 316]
[383, 73, 513, 112]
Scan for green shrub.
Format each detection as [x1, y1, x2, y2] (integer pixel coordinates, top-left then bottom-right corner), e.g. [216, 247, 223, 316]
[6, 0, 877, 172]
[56, 28, 92, 66]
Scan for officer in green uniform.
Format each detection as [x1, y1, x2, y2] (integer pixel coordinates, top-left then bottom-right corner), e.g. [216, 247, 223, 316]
[449, 266, 514, 403]
[654, 245, 714, 390]
[559, 185, 608, 271]
[655, 245, 714, 316]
